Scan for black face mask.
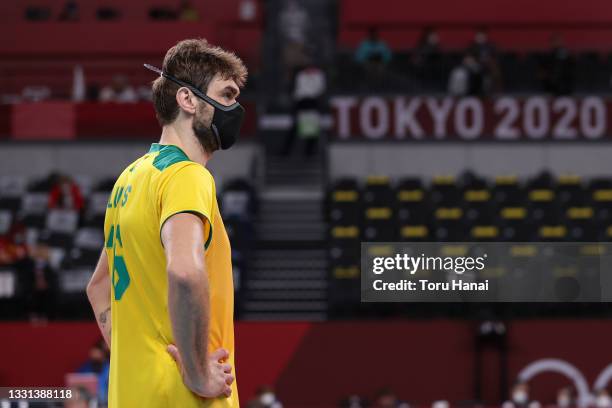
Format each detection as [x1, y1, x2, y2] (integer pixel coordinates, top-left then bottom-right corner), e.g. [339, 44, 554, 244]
[144, 63, 244, 150]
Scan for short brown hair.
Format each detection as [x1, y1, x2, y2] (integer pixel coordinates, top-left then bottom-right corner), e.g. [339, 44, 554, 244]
[152, 38, 248, 126]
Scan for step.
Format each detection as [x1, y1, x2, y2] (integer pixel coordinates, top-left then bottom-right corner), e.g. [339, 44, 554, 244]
[260, 203, 322, 211]
[257, 222, 326, 231]
[243, 300, 328, 312]
[245, 280, 327, 290]
[240, 312, 327, 321]
[258, 214, 323, 223]
[247, 290, 327, 301]
[261, 189, 323, 200]
[266, 167, 322, 175]
[249, 260, 328, 270]
[251, 249, 327, 259]
[266, 177, 322, 185]
[257, 232, 326, 241]
[249, 269, 327, 280]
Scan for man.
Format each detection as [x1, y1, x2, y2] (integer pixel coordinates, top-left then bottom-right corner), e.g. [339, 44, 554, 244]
[86, 38, 247, 407]
[354, 27, 392, 66]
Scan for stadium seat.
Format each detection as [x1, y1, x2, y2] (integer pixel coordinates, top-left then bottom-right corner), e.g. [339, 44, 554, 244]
[565, 207, 598, 241]
[328, 178, 361, 225]
[492, 176, 526, 206]
[362, 176, 394, 240]
[556, 175, 587, 208]
[430, 175, 461, 206]
[0, 210, 13, 236]
[20, 192, 49, 229]
[396, 177, 431, 226]
[84, 192, 111, 228]
[0, 176, 26, 213]
[498, 207, 536, 241]
[433, 207, 466, 241]
[589, 177, 612, 223]
[46, 209, 79, 248]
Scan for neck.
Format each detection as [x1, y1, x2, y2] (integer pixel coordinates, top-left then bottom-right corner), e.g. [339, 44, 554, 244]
[158, 121, 211, 166]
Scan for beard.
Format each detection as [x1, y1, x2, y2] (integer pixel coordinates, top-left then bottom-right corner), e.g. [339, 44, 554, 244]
[192, 106, 219, 153]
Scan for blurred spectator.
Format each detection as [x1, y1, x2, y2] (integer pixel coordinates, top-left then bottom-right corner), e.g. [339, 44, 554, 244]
[279, 0, 309, 47]
[58, 0, 79, 21]
[179, 0, 200, 22]
[21, 86, 51, 102]
[72, 65, 86, 102]
[78, 338, 110, 405]
[595, 389, 612, 408]
[279, 0, 311, 83]
[137, 85, 153, 101]
[412, 27, 441, 78]
[355, 27, 392, 66]
[48, 174, 84, 211]
[239, 0, 257, 21]
[78, 340, 108, 375]
[14, 234, 58, 322]
[340, 394, 366, 408]
[99, 75, 138, 103]
[556, 387, 574, 408]
[0, 222, 26, 266]
[96, 6, 120, 21]
[25, 5, 51, 21]
[540, 34, 575, 95]
[467, 28, 502, 92]
[148, 5, 177, 21]
[468, 28, 497, 62]
[372, 388, 408, 408]
[504, 381, 532, 408]
[247, 386, 283, 408]
[481, 52, 503, 93]
[65, 386, 92, 408]
[432, 401, 449, 408]
[282, 61, 326, 156]
[77, 339, 110, 407]
[448, 53, 484, 96]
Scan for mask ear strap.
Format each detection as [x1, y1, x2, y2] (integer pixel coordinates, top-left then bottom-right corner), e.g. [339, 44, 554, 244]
[144, 63, 241, 112]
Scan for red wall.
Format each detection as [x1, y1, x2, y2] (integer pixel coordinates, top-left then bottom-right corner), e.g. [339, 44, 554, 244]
[339, 0, 612, 50]
[1, 320, 612, 405]
[0, 23, 261, 63]
[341, 0, 612, 25]
[1, 101, 257, 140]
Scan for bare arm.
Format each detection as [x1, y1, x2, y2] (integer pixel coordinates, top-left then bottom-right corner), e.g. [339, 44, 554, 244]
[87, 249, 112, 347]
[162, 213, 232, 398]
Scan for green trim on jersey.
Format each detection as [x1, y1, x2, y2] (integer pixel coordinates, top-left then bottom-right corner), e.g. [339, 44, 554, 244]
[150, 143, 191, 171]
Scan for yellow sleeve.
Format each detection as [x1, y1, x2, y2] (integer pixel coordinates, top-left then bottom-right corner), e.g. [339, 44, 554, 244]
[158, 163, 214, 249]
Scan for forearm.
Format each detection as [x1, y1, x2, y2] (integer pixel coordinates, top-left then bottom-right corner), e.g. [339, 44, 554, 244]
[87, 249, 111, 348]
[89, 287, 112, 347]
[168, 270, 210, 387]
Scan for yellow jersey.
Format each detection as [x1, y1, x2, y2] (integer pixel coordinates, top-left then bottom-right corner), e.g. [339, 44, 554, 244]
[104, 143, 238, 407]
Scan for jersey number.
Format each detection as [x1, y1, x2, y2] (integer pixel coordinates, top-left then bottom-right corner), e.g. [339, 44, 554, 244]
[106, 224, 130, 300]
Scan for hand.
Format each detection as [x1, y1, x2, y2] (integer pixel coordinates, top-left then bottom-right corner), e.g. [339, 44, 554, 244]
[167, 345, 234, 398]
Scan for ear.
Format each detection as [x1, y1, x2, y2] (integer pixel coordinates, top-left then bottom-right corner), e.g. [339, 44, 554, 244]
[175, 87, 197, 115]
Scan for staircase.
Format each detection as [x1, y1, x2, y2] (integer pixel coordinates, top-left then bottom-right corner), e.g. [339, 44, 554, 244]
[240, 156, 328, 320]
[265, 155, 323, 189]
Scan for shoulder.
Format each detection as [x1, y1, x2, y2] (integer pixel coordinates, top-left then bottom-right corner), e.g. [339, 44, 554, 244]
[159, 161, 215, 191]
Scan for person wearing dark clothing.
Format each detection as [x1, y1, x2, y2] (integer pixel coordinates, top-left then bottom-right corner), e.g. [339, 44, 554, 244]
[282, 62, 326, 156]
[468, 28, 497, 61]
[412, 27, 441, 84]
[14, 237, 58, 321]
[540, 34, 575, 95]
